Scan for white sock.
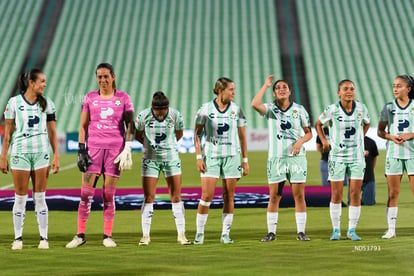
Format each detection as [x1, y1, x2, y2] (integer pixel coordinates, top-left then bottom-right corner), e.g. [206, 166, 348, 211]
[387, 207, 398, 232]
[221, 213, 233, 235]
[13, 194, 27, 239]
[295, 212, 307, 233]
[330, 202, 342, 230]
[34, 192, 48, 239]
[267, 212, 278, 234]
[172, 201, 186, 234]
[141, 203, 153, 236]
[348, 206, 361, 230]
[196, 213, 208, 234]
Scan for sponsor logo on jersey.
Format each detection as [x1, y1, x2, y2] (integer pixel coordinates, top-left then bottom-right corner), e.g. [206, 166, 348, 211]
[100, 107, 114, 119]
[28, 115, 40, 127]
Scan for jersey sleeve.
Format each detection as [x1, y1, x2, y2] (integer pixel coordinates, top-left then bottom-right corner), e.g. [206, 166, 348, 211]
[362, 103, 371, 124]
[135, 110, 146, 131]
[238, 106, 247, 127]
[318, 104, 334, 125]
[379, 102, 391, 122]
[3, 98, 15, 119]
[194, 105, 206, 125]
[123, 93, 134, 113]
[45, 96, 56, 115]
[175, 109, 184, 130]
[300, 106, 311, 128]
[81, 94, 90, 113]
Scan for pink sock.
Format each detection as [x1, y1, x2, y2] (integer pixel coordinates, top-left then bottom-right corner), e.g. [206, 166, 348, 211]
[77, 185, 95, 234]
[103, 186, 116, 237]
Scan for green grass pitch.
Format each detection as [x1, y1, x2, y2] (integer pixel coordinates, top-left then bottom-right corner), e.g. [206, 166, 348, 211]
[1, 151, 414, 275]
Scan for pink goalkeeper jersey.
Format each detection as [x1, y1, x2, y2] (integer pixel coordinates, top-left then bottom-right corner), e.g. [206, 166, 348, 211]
[82, 89, 134, 149]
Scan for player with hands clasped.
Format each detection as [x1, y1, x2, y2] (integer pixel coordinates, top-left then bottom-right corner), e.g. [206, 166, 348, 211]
[66, 63, 135, 248]
[316, 79, 370, 241]
[252, 74, 312, 242]
[0, 69, 59, 250]
[135, 91, 190, 246]
[378, 74, 414, 239]
[193, 77, 249, 245]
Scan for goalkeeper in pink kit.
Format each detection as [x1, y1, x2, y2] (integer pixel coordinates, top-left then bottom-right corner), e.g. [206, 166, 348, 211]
[66, 63, 135, 248]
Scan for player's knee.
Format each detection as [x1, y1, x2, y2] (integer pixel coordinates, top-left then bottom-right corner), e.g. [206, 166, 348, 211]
[199, 199, 211, 207]
[80, 185, 95, 203]
[34, 192, 48, 211]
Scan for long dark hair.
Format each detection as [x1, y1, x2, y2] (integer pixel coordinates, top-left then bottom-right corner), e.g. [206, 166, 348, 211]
[96, 63, 116, 89]
[18, 68, 47, 112]
[396, 75, 414, 99]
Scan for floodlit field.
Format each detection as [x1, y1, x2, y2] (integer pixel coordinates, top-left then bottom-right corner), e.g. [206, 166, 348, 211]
[1, 151, 414, 275]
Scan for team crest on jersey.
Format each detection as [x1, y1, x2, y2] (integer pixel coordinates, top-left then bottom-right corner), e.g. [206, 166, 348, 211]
[411, 108, 414, 115]
[292, 109, 299, 119]
[167, 118, 174, 127]
[357, 112, 362, 122]
[114, 99, 121, 106]
[230, 111, 236, 120]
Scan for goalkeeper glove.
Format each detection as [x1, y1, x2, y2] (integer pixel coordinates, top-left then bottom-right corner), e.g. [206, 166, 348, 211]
[114, 141, 133, 171]
[77, 143, 92, 173]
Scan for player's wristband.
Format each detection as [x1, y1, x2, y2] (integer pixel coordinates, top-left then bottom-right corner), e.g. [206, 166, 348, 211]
[242, 157, 248, 163]
[196, 154, 202, 160]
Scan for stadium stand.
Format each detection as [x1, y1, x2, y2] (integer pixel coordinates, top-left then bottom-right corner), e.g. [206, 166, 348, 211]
[42, 0, 282, 132]
[296, 0, 414, 126]
[0, 1, 43, 117]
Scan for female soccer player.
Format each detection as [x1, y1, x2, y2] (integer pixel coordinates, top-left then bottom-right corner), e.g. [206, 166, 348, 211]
[0, 69, 59, 250]
[193, 77, 249, 245]
[316, 79, 370, 241]
[252, 74, 312, 242]
[378, 74, 414, 239]
[135, 91, 190, 246]
[66, 63, 135, 248]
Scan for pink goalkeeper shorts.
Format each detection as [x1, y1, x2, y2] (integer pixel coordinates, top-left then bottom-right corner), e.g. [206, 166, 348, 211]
[86, 148, 123, 177]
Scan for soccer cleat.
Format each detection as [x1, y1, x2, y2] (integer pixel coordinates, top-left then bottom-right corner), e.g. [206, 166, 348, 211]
[381, 230, 396, 239]
[66, 234, 86, 248]
[38, 237, 49, 249]
[139, 235, 150, 246]
[103, 236, 117, 247]
[11, 238, 23, 250]
[177, 233, 191, 245]
[193, 233, 204, 245]
[346, 228, 362, 241]
[296, 232, 310, 241]
[330, 228, 341, 241]
[220, 234, 234, 244]
[261, 232, 276, 242]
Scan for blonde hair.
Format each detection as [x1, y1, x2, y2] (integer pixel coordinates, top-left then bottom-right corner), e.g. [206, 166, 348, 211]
[213, 77, 233, 95]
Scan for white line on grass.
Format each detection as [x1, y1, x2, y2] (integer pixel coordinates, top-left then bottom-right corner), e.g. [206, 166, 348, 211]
[0, 163, 77, 190]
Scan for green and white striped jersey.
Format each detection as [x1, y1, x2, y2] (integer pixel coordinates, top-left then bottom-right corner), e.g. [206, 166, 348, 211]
[135, 107, 184, 161]
[264, 102, 310, 158]
[318, 101, 370, 162]
[380, 99, 414, 159]
[4, 94, 56, 154]
[195, 100, 247, 158]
